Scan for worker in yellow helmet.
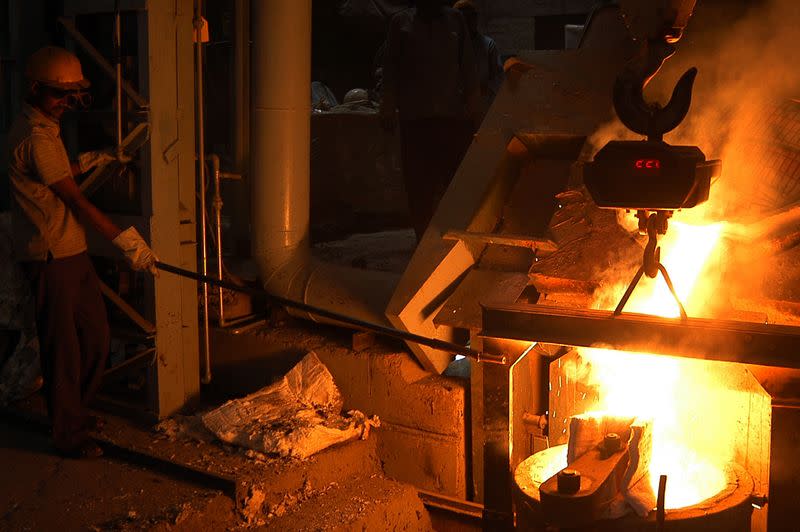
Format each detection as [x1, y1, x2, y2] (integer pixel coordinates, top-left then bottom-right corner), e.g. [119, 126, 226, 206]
[8, 46, 157, 458]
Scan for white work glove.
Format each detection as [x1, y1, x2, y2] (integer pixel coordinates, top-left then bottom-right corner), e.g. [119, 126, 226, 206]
[77, 148, 132, 173]
[77, 150, 115, 173]
[112, 227, 159, 275]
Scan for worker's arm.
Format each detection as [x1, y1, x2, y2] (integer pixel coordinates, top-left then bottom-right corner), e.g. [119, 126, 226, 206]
[50, 176, 157, 273]
[49, 176, 122, 242]
[27, 132, 122, 241]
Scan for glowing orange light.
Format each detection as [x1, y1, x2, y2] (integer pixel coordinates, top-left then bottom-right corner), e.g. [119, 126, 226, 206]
[581, 218, 730, 509]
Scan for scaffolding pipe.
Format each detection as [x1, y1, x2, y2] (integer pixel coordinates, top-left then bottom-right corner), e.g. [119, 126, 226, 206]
[194, 0, 211, 384]
[232, 0, 249, 175]
[208, 154, 225, 326]
[113, 6, 123, 149]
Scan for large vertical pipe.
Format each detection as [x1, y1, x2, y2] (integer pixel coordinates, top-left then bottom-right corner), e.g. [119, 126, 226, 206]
[251, 0, 312, 291]
[250, 0, 399, 327]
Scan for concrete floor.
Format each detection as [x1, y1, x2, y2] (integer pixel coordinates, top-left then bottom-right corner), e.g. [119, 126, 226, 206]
[0, 300, 480, 530]
[0, 418, 233, 532]
[0, 410, 479, 531]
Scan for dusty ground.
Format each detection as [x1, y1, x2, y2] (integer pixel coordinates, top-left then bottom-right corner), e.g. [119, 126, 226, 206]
[0, 388, 486, 532]
[0, 415, 479, 531]
[0, 418, 234, 532]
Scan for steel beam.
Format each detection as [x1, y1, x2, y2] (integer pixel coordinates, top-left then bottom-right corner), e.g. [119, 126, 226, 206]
[443, 230, 558, 256]
[481, 303, 800, 369]
[141, 1, 200, 417]
[98, 280, 155, 334]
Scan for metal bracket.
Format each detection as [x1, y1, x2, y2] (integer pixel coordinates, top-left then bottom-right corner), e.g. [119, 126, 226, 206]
[80, 122, 149, 196]
[443, 230, 558, 256]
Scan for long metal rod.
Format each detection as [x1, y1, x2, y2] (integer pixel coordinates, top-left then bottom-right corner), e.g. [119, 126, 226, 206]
[656, 475, 667, 532]
[194, 1, 211, 385]
[657, 263, 688, 321]
[103, 347, 156, 378]
[154, 261, 507, 365]
[613, 266, 644, 316]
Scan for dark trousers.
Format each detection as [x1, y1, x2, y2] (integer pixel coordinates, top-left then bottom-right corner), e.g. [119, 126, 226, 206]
[399, 118, 475, 240]
[22, 252, 109, 450]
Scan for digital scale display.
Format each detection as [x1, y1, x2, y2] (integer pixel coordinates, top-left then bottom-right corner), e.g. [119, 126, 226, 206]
[584, 141, 720, 210]
[634, 159, 661, 170]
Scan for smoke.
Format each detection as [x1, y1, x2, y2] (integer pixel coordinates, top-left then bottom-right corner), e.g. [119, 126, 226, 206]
[591, 0, 800, 221]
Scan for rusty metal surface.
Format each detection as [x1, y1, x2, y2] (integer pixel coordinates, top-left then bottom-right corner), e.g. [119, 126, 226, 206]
[767, 404, 800, 531]
[530, 188, 641, 283]
[515, 455, 755, 531]
[443, 230, 557, 255]
[482, 302, 800, 370]
[433, 269, 529, 330]
[529, 273, 598, 295]
[539, 445, 629, 528]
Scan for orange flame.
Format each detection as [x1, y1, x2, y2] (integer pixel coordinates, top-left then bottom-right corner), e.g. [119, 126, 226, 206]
[580, 216, 733, 509]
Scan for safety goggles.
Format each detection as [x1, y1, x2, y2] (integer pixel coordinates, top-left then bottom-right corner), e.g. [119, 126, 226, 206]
[43, 86, 93, 109]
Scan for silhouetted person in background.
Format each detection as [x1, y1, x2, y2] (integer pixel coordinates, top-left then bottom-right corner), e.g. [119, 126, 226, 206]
[454, 0, 503, 113]
[380, 0, 480, 241]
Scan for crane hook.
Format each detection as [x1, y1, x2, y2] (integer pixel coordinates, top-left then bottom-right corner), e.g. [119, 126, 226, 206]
[613, 39, 698, 141]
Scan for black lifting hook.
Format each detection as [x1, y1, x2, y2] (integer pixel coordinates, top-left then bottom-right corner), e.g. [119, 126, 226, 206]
[614, 214, 688, 321]
[613, 39, 698, 142]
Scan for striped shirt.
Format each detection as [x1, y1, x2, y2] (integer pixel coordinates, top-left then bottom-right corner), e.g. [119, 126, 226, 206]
[8, 105, 87, 261]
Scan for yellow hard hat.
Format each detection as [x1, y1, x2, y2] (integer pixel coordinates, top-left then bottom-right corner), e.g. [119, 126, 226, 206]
[25, 46, 90, 90]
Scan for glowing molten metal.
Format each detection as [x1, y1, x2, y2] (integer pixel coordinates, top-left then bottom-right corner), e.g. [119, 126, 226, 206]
[581, 218, 733, 510]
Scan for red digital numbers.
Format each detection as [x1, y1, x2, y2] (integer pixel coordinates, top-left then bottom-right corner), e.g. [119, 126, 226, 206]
[635, 159, 661, 170]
